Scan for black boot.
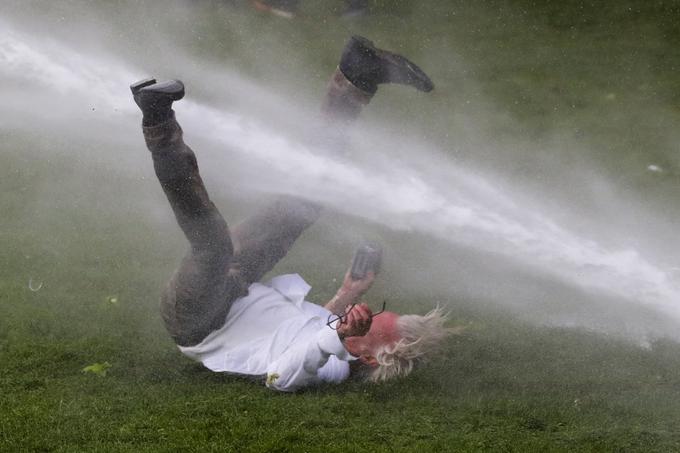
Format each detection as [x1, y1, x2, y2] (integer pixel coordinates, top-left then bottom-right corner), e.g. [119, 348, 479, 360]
[130, 78, 185, 126]
[338, 36, 434, 95]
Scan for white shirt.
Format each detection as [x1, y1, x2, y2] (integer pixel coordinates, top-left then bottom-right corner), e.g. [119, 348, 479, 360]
[178, 274, 354, 392]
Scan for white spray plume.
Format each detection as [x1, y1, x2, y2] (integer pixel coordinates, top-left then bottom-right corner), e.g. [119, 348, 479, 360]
[2, 23, 679, 332]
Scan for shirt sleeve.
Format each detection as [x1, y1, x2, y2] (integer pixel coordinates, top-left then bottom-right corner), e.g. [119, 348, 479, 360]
[317, 355, 351, 384]
[265, 326, 351, 392]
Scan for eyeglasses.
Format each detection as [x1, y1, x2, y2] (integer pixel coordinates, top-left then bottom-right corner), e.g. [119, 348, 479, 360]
[326, 301, 387, 330]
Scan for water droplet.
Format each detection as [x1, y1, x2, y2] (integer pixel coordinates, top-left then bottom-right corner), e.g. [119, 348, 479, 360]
[28, 278, 43, 292]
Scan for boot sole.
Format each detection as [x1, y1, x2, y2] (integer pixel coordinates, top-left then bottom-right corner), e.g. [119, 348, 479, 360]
[130, 78, 157, 95]
[380, 52, 434, 92]
[139, 80, 185, 101]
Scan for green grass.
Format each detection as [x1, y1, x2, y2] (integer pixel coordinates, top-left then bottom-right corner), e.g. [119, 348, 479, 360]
[4, 0, 680, 451]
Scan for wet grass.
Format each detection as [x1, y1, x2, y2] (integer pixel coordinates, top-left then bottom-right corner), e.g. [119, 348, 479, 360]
[4, 0, 680, 451]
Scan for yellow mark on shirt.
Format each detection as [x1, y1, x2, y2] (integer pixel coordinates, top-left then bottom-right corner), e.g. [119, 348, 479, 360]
[266, 373, 280, 385]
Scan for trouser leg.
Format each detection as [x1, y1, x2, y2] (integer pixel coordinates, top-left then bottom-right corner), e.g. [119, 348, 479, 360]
[321, 67, 373, 122]
[144, 113, 244, 347]
[229, 196, 322, 285]
[227, 69, 373, 285]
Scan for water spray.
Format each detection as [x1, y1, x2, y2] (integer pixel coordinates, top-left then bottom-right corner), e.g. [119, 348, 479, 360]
[2, 22, 679, 331]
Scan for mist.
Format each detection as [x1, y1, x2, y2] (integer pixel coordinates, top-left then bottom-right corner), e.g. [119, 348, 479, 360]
[3, 1, 680, 344]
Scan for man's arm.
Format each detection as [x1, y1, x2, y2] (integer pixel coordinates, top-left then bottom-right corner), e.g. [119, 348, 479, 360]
[324, 271, 375, 315]
[265, 304, 373, 392]
[265, 328, 350, 392]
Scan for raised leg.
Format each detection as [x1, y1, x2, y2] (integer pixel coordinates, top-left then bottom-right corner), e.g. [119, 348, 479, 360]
[133, 80, 245, 347]
[229, 196, 322, 285]
[228, 36, 434, 285]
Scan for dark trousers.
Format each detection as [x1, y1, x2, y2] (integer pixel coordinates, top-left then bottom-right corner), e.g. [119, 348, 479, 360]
[145, 68, 371, 347]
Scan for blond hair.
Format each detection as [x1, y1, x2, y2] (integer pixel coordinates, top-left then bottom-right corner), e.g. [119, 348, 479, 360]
[369, 306, 452, 382]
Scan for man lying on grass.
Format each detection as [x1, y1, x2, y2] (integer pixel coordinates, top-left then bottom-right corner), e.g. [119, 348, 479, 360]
[130, 36, 450, 391]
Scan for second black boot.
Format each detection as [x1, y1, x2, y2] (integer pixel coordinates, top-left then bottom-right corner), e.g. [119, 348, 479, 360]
[130, 78, 185, 126]
[338, 36, 434, 95]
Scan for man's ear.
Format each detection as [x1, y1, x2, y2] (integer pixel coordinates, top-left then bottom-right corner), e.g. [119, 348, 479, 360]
[359, 355, 378, 367]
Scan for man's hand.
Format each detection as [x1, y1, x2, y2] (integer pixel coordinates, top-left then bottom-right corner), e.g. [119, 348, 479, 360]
[336, 303, 373, 339]
[340, 270, 375, 299]
[324, 270, 375, 315]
